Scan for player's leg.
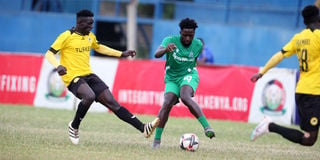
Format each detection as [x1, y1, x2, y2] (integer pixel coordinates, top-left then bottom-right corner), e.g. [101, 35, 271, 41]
[67, 77, 96, 145]
[297, 94, 320, 146]
[97, 88, 143, 129]
[72, 83, 96, 128]
[269, 123, 318, 146]
[180, 85, 202, 117]
[90, 74, 159, 138]
[88, 74, 139, 126]
[157, 93, 177, 128]
[180, 85, 215, 138]
[252, 118, 318, 146]
[302, 130, 318, 146]
[252, 93, 319, 146]
[153, 82, 179, 148]
[97, 89, 159, 138]
[291, 93, 319, 146]
[152, 92, 178, 148]
[179, 74, 215, 138]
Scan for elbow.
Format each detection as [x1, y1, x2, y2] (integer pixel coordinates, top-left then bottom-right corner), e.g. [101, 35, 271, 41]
[154, 52, 163, 58]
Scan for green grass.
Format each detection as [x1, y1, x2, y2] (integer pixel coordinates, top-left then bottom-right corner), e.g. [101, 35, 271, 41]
[0, 104, 319, 160]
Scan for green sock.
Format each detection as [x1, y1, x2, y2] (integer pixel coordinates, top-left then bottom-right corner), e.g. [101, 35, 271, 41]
[154, 127, 163, 140]
[197, 116, 210, 129]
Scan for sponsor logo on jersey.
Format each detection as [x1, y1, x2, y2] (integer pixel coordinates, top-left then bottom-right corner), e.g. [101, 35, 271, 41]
[75, 46, 90, 53]
[188, 51, 194, 58]
[173, 52, 194, 62]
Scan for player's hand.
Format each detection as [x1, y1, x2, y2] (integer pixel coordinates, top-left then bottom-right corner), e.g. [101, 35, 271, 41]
[122, 50, 136, 57]
[165, 43, 177, 52]
[57, 65, 67, 76]
[250, 73, 263, 82]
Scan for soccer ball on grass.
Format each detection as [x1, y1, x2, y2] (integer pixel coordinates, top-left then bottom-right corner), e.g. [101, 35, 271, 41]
[179, 133, 199, 151]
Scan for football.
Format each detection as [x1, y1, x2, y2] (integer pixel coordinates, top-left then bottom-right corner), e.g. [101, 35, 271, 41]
[179, 133, 199, 152]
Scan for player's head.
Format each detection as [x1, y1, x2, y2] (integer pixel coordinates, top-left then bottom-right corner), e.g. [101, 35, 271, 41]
[76, 9, 94, 35]
[302, 5, 320, 26]
[179, 18, 198, 47]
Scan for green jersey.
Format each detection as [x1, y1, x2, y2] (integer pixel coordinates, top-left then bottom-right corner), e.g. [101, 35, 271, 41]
[160, 35, 202, 81]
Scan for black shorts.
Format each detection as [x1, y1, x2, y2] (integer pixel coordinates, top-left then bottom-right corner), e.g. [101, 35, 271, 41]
[67, 74, 109, 99]
[295, 93, 320, 132]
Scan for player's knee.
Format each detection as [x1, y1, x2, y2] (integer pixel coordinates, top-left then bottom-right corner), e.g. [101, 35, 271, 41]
[301, 136, 317, 146]
[83, 92, 95, 104]
[180, 92, 189, 99]
[108, 105, 121, 112]
[162, 99, 175, 108]
[104, 95, 115, 104]
[104, 98, 120, 111]
[180, 96, 192, 105]
[301, 139, 316, 146]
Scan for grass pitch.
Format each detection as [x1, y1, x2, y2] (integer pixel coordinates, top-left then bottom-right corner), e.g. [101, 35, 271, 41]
[0, 104, 319, 160]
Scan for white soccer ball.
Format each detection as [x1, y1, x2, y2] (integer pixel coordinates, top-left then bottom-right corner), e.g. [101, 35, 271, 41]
[179, 133, 199, 152]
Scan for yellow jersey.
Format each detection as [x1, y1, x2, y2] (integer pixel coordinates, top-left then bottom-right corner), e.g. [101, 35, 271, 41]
[50, 29, 99, 86]
[282, 28, 320, 95]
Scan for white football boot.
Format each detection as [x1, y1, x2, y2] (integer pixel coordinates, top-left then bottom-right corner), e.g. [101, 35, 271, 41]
[68, 121, 79, 145]
[250, 117, 272, 141]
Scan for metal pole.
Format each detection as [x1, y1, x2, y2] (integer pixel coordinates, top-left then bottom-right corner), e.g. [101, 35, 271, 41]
[127, 0, 138, 54]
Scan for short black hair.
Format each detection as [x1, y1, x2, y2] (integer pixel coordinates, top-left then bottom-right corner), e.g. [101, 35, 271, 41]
[179, 18, 198, 30]
[302, 5, 319, 25]
[76, 9, 94, 18]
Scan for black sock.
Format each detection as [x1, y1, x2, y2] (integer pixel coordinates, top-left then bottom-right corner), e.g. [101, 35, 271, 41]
[269, 123, 303, 144]
[72, 102, 90, 129]
[114, 107, 144, 132]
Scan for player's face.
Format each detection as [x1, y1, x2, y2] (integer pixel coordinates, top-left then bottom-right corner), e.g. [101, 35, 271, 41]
[76, 17, 94, 35]
[180, 28, 195, 47]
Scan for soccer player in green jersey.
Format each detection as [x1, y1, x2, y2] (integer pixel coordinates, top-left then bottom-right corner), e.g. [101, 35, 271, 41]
[152, 18, 215, 148]
[45, 9, 159, 145]
[250, 5, 320, 146]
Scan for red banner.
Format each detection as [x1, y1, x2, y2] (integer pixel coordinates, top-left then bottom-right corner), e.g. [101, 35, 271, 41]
[196, 65, 258, 121]
[113, 60, 259, 122]
[112, 60, 165, 115]
[0, 53, 43, 105]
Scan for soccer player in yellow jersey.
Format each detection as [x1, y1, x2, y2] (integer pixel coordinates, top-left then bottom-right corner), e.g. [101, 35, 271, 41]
[45, 9, 159, 145]
[250, 5, 320, 146]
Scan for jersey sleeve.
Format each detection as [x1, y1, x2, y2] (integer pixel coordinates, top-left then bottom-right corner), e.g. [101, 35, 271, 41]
[282, 35, 297, 57]
[195, 39, 203, 58]
[50, 30, 71, 53]
[160, 36, 172, 48]
[90, 33, 100, 49]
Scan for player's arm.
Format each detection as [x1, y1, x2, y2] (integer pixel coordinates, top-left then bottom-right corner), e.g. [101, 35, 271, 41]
[197, 56, 207, 65]
[45, 49, 67, 76]
[251, 51, 285, 82]
[154, 43, 176, 58]
[94, 44, 136, 58]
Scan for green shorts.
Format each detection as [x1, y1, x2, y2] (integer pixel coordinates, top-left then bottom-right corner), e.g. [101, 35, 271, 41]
[164, 73, 199, 97]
